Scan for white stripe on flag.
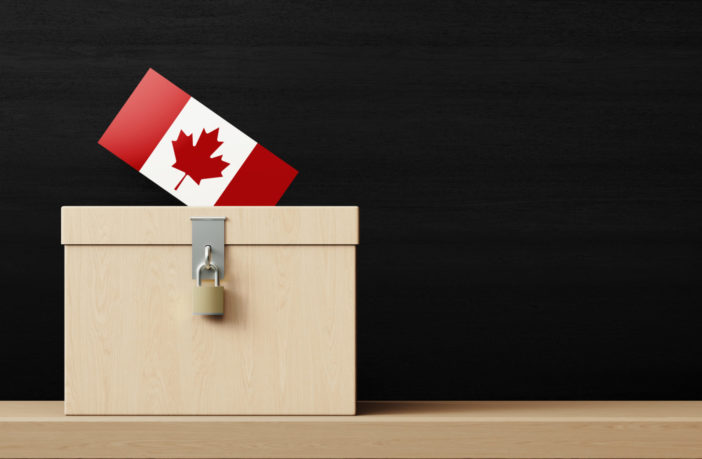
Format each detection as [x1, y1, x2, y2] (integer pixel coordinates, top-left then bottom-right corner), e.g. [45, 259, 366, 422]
[139, 98, 257, 206]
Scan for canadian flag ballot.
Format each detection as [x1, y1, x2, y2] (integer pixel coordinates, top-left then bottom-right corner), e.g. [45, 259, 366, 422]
[99, 69, 297, 205]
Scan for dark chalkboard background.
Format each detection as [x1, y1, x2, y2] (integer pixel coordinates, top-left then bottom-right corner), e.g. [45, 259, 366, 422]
[1, 1, 702, 400]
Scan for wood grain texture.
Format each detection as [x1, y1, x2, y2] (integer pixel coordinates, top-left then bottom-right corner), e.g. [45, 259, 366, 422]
[3, 401, 702, 458]
[61, 206, 359, 245]
[64, 244, 355, 414]
[2, 1, 702, 401]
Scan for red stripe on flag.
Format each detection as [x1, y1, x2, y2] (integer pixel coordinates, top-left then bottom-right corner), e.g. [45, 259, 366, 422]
[98, 69, 190, 171]
[215, 144, 298, 205]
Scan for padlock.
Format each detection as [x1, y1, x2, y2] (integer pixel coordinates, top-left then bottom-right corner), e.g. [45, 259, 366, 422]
[193, 262, 224, 316]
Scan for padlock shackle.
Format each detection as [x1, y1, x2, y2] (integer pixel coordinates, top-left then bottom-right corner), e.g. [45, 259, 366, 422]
[204, 245, 213, 269]
[196, 262, 220, 286]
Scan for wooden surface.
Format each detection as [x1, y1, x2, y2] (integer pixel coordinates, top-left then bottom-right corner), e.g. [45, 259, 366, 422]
[3, 1, 702, 401]
[2, 401, 702, 458]
[61, 206, 359, 245]
[64, 244, 355, 414]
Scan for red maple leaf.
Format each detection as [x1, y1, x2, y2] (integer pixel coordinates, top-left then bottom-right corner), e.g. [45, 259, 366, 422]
[171, 128, 229, 190]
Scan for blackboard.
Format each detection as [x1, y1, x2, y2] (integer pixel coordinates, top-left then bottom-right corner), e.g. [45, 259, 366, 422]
[2, 0, 701, 400]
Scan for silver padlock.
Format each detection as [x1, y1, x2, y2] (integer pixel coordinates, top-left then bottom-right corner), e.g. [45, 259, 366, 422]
[193, 262, 224, 316]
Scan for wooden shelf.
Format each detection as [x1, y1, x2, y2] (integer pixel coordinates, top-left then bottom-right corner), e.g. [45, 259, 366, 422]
[2, 401, 702, 458]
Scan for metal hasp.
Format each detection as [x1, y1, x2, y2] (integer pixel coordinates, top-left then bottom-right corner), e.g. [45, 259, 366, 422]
[191, 217, 226, 280]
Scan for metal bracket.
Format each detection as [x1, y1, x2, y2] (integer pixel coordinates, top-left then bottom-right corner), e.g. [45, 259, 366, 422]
[191, 217, 226, 280]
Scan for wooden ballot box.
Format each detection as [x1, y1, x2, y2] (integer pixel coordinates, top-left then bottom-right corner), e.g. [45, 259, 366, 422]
[61, 207, 358, 415]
